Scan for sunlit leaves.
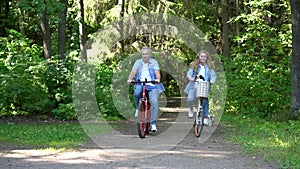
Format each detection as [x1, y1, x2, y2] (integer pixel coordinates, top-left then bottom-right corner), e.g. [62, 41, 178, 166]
[17, 0, 65, 15]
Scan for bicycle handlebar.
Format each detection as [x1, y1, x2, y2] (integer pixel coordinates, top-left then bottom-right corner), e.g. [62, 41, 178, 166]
[129, 79, 157, 85]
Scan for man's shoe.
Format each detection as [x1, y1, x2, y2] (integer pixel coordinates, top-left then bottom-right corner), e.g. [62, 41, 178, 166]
[188, 111, 194, 118]
[151, 124, 157, 132]
[204, 117, 209, 126]
[134, 109, 138, 117]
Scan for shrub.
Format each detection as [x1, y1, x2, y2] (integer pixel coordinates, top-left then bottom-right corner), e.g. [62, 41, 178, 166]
[0, 30, 53, 115]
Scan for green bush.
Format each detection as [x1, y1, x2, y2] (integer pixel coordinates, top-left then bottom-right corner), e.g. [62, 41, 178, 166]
[224, 54, 291, 118]
[0, 30, 54, 115]
[95, 62, 121, 119]
[0, 30, 80, 119]
[52, 103, 76, 120]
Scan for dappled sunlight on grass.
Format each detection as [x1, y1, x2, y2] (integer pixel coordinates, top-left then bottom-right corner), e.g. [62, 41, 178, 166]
[0, 123, 90, 148]
[222, 114, 300, 169]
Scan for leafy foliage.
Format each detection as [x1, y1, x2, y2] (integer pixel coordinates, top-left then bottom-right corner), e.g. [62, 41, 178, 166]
[0, 0, 295, 123]
[0, 30, 53, 115]
[225, 0, 292, 119]
[0, 30, 80, 119]
[95, 62, 121, 119]
[224, 54, 291, 118]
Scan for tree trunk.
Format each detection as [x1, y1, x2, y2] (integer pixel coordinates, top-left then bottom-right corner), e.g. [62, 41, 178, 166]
[220, 0, 230, 57]
[5, 0, 9, 18]
[291, 0, 300, 117]
[40, 12, 52, 59]
[78, 0, 86, 62]
[118, 0, 125, 55]
[18, 7, 25, 35]
[0, 0, 9, 36]
[235, 0, 240, 35]
[58, 0, 67, 60]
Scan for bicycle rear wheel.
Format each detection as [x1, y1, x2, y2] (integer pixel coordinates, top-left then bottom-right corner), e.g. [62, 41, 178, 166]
[194, 115, 204, 137]
[137, 101, 147, 138]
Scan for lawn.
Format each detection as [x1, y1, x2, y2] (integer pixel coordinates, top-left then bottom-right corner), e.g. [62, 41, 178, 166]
[221, 114, 300, 169]
[0, 122, 90, 148]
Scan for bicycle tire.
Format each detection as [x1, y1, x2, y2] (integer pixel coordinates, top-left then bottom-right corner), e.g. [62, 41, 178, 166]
[146, 122, 150, 135]
[137, 101, 147, 138]
[194, 116, 204, 137]
[145, 101, 151, 135]
[137, 122, 147, 138]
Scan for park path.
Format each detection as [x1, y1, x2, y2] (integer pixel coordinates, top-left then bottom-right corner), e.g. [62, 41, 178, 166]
[0, 97, 278, 169]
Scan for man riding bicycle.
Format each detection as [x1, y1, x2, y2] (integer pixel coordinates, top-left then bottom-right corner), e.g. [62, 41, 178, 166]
[127, 46, 165, 132]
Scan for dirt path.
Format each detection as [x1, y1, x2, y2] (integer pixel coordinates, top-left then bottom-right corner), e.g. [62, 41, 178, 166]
[0, 98, 278, 169]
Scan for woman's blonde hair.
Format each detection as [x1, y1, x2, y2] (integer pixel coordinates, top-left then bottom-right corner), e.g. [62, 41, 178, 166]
[190, 50, 215, 74]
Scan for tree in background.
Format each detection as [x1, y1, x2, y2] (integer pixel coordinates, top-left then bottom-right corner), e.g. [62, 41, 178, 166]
[223, 0, 292, 118]
[58, 0, 68, 60]
[40, 9, 52, 59]
[220, 0, 230, 57]
[290, 0, 300, 117]
[16, 0, 66, 59]
[78, 0, 86, 61]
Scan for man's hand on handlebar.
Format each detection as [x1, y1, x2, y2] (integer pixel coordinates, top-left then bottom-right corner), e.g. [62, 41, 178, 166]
[127, 79, 134, 84]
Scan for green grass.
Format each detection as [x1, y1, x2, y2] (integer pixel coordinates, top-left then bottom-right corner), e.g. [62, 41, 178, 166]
[0, 122, 92, 149]
[221, 114, 300, 169]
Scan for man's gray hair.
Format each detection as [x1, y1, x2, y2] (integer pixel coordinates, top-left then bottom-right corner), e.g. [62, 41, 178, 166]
[141, 46, 152, 53]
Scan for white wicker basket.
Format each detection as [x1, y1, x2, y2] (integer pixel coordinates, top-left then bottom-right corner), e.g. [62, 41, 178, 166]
[195, 81, 209, 98]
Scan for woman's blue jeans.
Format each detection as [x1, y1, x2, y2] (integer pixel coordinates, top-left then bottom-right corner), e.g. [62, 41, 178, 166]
[187, 88, 209, 117]
[134, 85, 159, 125]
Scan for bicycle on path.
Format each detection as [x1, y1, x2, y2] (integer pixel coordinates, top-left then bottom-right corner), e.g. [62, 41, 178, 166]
[130, 79, 156, 138]
[193, 75, 210, 138]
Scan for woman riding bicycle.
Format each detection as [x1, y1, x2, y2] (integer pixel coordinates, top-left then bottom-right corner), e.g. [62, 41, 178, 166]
[184, 50, 216, 126]
[127, 46, 165, 132]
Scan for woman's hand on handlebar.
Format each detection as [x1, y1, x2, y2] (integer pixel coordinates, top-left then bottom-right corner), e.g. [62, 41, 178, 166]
[155, 79, 160, 84]
[189, 77, 195, 82]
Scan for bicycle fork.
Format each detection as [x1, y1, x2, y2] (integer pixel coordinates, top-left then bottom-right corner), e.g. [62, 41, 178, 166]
[139, 98, 150, 123]
[196, 99, 203, 125]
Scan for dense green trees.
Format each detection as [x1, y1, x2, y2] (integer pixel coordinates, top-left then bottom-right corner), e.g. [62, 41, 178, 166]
[225, 0, 292, 119]
[0, 0, 297, 121]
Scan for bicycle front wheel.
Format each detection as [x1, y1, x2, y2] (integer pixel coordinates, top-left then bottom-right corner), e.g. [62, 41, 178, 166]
[194, 116, 204, 137]
[137, 101, 147, 138]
